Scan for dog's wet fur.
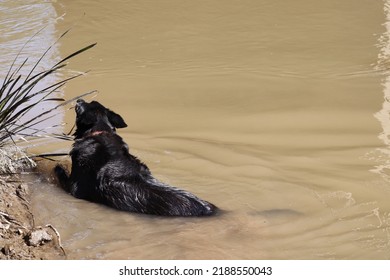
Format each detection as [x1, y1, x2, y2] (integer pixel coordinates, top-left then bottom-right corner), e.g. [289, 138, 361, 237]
[55, 99, 217, 216]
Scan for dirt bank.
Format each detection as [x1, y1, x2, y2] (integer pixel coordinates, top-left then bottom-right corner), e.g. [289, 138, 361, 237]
[0, 174, 65, 260]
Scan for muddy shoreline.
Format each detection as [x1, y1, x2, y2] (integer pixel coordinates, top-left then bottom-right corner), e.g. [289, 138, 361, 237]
[0, 174, 65, 260]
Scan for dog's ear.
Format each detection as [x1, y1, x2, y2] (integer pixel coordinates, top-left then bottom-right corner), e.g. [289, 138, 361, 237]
[107, 109, 127, 128]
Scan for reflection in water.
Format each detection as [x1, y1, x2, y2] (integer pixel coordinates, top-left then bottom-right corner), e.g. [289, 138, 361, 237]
[369, 0, 390, 254]
[0, 2, 59, 78]
[0, 1, 64, 140]
[374, 1, 390, 181]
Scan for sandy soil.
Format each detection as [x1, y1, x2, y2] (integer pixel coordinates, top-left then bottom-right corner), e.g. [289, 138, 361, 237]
[0, 175, 65, 260]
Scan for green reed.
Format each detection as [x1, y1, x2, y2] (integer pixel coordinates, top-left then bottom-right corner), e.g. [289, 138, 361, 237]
[0, 29, 96, 172]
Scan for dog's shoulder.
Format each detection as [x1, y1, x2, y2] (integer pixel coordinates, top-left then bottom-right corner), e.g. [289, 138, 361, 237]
[72, 133, 131, 164]
[72, 136, 99, 153]
[70, 136, 110, 164]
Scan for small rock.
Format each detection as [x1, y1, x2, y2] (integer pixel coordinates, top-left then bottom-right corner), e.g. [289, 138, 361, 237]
[27, 229, 52, 246]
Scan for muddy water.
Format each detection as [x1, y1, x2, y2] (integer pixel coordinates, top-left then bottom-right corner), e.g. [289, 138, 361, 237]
[3, 0, 390, 259]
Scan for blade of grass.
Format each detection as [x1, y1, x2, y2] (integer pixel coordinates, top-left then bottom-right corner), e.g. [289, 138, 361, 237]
[54, 43, 97, 67]
[1, 90, 96, 145]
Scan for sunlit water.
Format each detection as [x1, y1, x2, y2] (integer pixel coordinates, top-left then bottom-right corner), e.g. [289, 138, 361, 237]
[2, 0, 390, 259]
[0, 1, 64, 135]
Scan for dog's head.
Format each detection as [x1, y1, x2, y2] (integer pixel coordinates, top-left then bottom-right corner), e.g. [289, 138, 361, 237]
[73, 99, 127, 139]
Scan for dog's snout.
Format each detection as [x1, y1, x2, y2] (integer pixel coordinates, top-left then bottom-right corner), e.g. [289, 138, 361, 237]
[75, 99, 86, 115]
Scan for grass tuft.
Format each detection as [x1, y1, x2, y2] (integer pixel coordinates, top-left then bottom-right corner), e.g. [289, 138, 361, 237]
[0, 29, 96, 173]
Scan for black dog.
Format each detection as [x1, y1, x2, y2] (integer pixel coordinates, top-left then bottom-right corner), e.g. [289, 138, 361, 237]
[54, 99, 217, 216]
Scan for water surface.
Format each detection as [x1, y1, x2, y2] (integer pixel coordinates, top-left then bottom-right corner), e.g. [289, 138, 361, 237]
[3, 0, 390, 259]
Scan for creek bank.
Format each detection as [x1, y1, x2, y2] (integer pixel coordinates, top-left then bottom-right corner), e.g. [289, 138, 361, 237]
[0, 175, 65, 260]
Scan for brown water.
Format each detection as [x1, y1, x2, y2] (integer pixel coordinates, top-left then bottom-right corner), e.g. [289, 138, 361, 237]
[3, 0, 390, 259]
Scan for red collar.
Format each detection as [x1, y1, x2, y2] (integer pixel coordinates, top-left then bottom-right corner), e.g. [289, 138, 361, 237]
[89, 130, 109, 136]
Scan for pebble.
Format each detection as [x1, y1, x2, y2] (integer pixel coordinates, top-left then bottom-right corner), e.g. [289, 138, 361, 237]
[27, 229, 52, 247]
